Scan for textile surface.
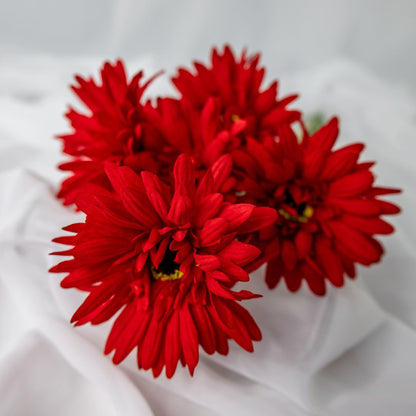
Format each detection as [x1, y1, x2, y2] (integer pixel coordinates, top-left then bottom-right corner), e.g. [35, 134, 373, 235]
[0, 56, 415, 415]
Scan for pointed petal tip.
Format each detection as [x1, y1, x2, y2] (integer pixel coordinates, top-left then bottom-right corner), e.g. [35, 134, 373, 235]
[48, 263, 65, 273]
[266, 280, 279, 290]
[328, 116, 339, 128]
[112, 355, 123, 365]
[49, 250, 68, 256]
[187, 364, 196, 377]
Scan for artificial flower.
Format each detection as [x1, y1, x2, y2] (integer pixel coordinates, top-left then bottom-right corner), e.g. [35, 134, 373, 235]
[172, 45, 301, 140]
[57, 60, 169, 206]
[144, 96, 245, 189]
[50, 154, 277, 377]
[142, 46, 302, 201]
[237, 117, 400, 295]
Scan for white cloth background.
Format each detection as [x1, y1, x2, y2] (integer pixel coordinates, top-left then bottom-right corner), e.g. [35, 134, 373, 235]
[0, 1, 415, 414]
[0, 54, 415, 416]
[1, 0, 416, 95]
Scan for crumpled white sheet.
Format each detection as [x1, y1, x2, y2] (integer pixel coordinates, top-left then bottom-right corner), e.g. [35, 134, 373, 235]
[0, 55, 415, 415]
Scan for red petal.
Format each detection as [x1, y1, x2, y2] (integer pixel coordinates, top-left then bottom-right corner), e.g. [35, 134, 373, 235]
[52, 235, 76, 245]
[220, 261, 250, 282]
[141, 171, 169, 220]
[369, 187, 401, 196]
[329, 220, 383, 264]
[283, 268, 303, 292]
[142, 228, 162, 252]
[320, 143, 364, 181]
[167, 193, 191, 225]
[71, 279, 123, 323]
[105, 163, 160, 226]
[173, 153, 195, 196]
[164, 312, 181, 378]
[194, 193, 223, 227]
[189, 306, 216, 355]
[377, 200, 401, 215]
[206, 278, 260, 300]
[265, 257, 283, 289]
[194, 254, 221, 271]
[281, 240, 297, 271]
[62, 223, 85, 233]
[112, 306, 150, 364]
[60, 264, 110, 288]
[198, 218, 229, 247]
[246, 137, 271, 167]
[196, 170, 214, 200]
[213, 297, 261, 350]
[294, 231, 312, 259]
[49, 259, 76, 274]
[304, 273, 326, 296]
[200, 98, 219, 144]
[315, 238, 344, 287]
[74, 237, 131, 261]
[210, 154, 233, 192]
[105, 302, 137, 355]
[150, 237, 169, 269]
[341, 214, 394, 235]
[219, 203, 254, 230]
[303, 149, 328, 181]
[326, 197, 381, 216]
[231, 119, 248, 136]
[254, 81, 277, 113]
[329, 170, 374, 198]
[140, 316, 165, 370]
[218, 241, 260, 266]
[179, 305, 199, 376]
[306, 117, 338, 155]
[207, 270, 233, 283]
[240, 207, 277, 233]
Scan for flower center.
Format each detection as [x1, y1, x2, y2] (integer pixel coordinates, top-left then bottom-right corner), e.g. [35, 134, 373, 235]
[278, 204, 314, 223]
[151, 249, 184, 281]
[219, 113, 240, 124]
[278, 189, 314, 223]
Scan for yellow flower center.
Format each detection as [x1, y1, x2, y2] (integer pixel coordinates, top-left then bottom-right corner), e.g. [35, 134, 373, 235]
[150, 247, 184, 281]
[278, 204, 314, 223]
[151, 266, 184, 281]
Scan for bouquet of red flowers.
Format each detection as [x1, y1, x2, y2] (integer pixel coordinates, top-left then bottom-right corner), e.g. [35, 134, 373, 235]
[50, 46, 400, 378]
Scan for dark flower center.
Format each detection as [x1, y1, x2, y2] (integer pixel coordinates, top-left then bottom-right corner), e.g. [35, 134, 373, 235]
[278, 189, 314, 224]
[151, 248, 184, 281]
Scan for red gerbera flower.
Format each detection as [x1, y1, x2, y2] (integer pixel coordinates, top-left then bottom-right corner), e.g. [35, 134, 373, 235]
[50, 154, 277, 377]
[145, 96, 246, 183]
[238, 117, 401, 295]
[57, 60, 168, 206]
[172, 45, 301, 140]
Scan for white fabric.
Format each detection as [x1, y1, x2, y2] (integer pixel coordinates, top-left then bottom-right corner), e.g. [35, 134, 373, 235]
[0, 55, 415, 415]
[1, 0, 416, 96]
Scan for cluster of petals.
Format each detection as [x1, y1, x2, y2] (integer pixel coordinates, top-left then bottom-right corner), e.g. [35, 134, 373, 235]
[52, 45, 400, 377]
[171, 45, 301, 139]
[57, 46, 301, 204]
[51, 154, 276, 377]
[57, 60, 172, 205]
[235, 118, 400, 294]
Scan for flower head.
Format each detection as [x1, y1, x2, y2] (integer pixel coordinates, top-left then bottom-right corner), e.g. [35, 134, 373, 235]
[142, 46, 302, 204]
[238, 118, 401, 295]
[50, 154, 277, 377]
[144, 96, 245, 187]
[172, 45, 301, 140]
[57, 60, 168, 205]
